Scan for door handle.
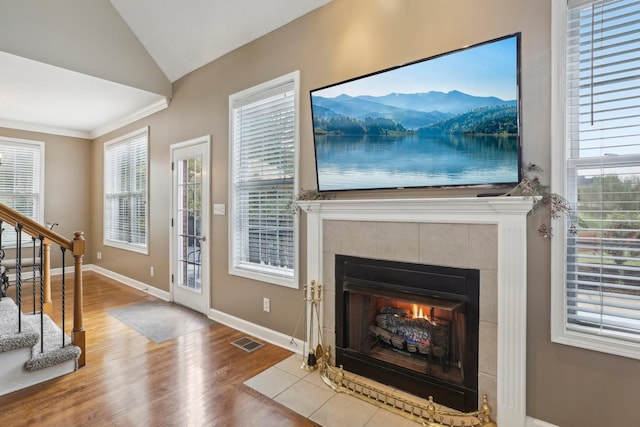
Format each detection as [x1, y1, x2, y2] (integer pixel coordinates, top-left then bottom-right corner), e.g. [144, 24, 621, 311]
[195, 235, 206, 242]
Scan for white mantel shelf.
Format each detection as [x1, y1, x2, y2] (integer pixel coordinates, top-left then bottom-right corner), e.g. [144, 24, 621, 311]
[297, 196, 534, 221]
[299, 196, 534, 427]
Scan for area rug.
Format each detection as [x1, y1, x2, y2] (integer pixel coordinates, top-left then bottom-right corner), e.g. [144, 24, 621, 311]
[108, 300, 214, 343]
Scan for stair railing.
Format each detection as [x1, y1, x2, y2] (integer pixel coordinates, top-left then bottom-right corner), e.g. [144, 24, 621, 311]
[0, 202, 85, 367]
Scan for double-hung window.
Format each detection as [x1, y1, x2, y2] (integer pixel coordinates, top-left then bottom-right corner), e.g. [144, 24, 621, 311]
[552, 0, 640, 358]
[104, 127, 149, 254]
[229, 71, 299, 288]
[0, 137, 44, 247]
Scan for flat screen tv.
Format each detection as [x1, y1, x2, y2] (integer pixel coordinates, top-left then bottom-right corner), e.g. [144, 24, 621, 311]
[310, 33, 521, 192]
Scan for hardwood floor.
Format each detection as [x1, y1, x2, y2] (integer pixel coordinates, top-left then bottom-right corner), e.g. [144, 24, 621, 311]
[0, 271, 318, 427]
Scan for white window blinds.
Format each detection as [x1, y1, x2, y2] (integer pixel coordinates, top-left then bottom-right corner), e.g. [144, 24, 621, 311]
[104, 128, 148, 253]
[0, 138, 43, 247]
[565, 0, 640, 342]
[230, 74, 298, 286]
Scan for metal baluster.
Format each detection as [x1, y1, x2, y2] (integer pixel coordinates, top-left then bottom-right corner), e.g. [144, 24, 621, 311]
[61, 247, 66, 348]
[15, 224, 22, 333]
[32, 236, 36, 314]
[39, 235, 44, 353]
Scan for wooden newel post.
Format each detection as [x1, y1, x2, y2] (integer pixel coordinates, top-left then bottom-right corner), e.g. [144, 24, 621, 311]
[42, 239, 53, 316]
[71, 231, 86, 368]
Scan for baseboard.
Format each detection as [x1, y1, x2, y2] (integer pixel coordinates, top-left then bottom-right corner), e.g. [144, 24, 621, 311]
[526, 416, 559, 427]
[84, 264, 170, 301]
[209, 308, 304, 355]
[83, 266, 302, 355]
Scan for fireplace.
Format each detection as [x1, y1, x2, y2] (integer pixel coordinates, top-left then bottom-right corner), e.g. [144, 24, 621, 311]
[299, 197, 533, 426]
[335, 255, 479, 412]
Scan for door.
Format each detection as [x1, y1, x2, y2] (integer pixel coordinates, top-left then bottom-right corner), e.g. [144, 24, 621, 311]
[170, 136, 210, 314]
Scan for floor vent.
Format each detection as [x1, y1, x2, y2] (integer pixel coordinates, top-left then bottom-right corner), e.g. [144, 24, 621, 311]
[231, 336, 264, 353]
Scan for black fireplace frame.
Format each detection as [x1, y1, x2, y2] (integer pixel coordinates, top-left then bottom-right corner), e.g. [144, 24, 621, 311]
[335, 255, 480, 412]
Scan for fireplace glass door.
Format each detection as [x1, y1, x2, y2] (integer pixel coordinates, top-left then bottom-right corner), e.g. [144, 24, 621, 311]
[335, 255, 479, 412]
[346, 288, 466, 387]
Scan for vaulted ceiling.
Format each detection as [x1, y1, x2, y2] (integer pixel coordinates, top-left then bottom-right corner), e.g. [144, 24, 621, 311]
[0, 0, 332, 139]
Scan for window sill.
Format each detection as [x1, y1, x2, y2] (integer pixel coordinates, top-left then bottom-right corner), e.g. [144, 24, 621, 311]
[230, 263, 297, 289]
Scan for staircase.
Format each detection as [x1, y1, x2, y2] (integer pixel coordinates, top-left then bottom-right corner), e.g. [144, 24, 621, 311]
[0, 202, 85, 396]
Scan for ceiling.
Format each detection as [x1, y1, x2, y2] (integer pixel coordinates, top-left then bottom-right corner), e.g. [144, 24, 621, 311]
[0, 0, 332, 139]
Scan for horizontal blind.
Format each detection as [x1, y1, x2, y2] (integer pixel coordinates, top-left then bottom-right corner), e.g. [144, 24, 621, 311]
[104, 129, 148, 250]
[0, 140, 42, 247]
[566, 0, 640, 341]
[231, 83, 295, 279]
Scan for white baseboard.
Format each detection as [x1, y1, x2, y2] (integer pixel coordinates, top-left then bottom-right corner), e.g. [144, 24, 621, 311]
[85, 264, 170, 301]
[83, 265, 303, 355]
[526, 416, 559, 427]
[209, 308, 304, 355]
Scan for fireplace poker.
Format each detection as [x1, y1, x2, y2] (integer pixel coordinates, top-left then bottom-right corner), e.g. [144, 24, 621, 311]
[301, 282, 317, 371]
[314, 284, 324, 363]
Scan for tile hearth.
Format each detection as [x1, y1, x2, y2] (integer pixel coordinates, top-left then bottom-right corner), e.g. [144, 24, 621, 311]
[244, 354, 424, 427]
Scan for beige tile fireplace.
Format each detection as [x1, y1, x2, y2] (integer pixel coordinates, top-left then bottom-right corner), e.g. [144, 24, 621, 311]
[298, 196, 533, 427]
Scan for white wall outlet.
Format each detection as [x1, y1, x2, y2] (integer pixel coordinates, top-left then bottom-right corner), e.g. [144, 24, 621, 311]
[263, 297, 270, 312]
[96, 251, 102, 260]
[150, 266, 154, 277]
[213, 203, 226, 215]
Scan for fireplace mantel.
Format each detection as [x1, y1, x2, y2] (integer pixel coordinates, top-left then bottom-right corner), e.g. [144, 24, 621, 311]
[298, 196, 533, 427]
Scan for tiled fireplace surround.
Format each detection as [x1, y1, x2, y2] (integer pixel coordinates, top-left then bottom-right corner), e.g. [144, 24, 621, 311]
[299, 196, 533, 427]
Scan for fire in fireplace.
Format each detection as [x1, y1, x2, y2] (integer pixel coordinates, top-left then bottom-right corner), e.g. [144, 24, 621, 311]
[335, 255, 479, 412]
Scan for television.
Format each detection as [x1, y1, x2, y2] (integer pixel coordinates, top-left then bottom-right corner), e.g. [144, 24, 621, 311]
[310, 33, 521, 192]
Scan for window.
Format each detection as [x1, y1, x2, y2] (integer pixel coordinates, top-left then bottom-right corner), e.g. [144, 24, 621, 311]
[0, 137, 44, 247]
[552, 0, 640, 358]
[229, 71, 299, 288]
[104, 127, 148, 254]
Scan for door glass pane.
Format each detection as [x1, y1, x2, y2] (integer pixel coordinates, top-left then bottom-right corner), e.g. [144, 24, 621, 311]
[177, 156, 202, 293]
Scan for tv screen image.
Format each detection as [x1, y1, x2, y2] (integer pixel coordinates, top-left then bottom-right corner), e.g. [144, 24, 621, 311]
[310, 33, 521, 192]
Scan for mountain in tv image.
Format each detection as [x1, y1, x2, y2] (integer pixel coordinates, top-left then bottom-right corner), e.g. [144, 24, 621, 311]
[311, 90, 517, 136]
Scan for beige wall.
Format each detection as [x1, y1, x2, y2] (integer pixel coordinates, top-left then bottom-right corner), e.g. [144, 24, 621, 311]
[0, 127, 91, 268]
[86, 0, 639, 425]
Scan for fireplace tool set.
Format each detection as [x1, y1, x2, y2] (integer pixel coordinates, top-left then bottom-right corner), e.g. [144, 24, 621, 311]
[301, 280, 323, 371]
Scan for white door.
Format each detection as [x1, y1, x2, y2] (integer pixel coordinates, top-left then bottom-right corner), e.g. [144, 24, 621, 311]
[170, 136, 210, 314]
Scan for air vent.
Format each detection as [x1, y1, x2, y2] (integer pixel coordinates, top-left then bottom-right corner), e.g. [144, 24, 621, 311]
[231, 336, 264, 353]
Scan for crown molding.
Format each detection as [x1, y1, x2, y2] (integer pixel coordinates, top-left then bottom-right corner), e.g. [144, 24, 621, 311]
[90, 97, 170, 139]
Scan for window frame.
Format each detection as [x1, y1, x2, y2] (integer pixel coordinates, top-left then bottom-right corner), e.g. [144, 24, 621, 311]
[228, 71, 300, 288]
[551, 0, 640, 360]
[103, 127, 149, 255]
[0, 136, 45, 248]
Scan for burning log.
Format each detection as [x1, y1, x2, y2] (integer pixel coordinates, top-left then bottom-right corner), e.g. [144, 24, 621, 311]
[375, 313, 432, 344]
[370, 306, 450, 359]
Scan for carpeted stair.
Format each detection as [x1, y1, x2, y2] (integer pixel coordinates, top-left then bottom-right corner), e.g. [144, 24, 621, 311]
[0, 297, 81, 376]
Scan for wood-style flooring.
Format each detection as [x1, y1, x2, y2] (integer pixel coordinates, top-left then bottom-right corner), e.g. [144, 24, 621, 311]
[0, 271, 318, 427]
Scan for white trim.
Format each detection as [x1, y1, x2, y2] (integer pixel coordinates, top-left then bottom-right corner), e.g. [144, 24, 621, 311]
[526, 417, 560, 427]
[228, 71, 300, 289]
[103, 126, 150, 255]
[299, 196, 533, 427]
[87, 264, 170, 301]
[549, 0, 640, 361]
[0, 98, 169, 140]
[209, 307, 304, 355]
[90, 98, 169, 139]
[83, 264, 302, 353]
[169, 135, 211, 314]
[0, 136, 45, 248]
[0, 118, 91, 139]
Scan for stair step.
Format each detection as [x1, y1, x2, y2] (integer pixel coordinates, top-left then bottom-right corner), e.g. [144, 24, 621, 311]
[1, 296, 80, 378]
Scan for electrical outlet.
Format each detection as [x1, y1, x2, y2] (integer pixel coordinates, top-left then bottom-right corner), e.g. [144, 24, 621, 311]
[150, 266, 154, 277]
[96, 252, 102, 260]
[263, 297, 270, 312]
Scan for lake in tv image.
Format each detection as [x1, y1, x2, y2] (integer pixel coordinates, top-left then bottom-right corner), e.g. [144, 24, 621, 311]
[313, 133, 519, 190]
[310, 34, 521, 191]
